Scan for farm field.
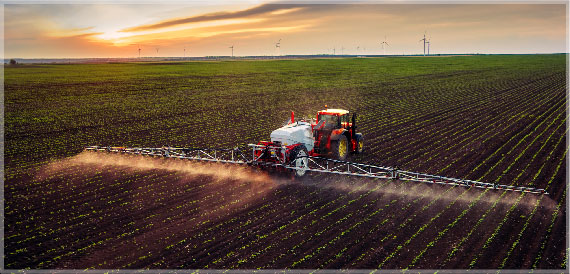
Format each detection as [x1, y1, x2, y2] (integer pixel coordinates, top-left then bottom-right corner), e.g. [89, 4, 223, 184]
[4, 54, 567, 269]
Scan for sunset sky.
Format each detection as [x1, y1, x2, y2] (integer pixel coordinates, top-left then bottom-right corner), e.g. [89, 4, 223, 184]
[3, 1, 568, 58]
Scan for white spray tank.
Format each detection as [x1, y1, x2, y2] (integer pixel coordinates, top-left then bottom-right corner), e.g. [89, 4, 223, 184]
[270, 111, 314, 151]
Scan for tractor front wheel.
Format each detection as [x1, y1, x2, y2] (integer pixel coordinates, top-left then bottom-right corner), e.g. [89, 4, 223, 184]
[331, 135, 348, 161]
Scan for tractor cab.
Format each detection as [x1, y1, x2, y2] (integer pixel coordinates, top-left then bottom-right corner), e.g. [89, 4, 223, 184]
[313, 108, 363, 160]
[317, 109, 350, 130]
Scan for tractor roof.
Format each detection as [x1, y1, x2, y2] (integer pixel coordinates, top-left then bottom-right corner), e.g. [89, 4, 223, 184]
[318, 109, 349, 115]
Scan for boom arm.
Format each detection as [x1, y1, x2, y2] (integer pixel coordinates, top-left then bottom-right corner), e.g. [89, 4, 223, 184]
[85, 145, 548, 195]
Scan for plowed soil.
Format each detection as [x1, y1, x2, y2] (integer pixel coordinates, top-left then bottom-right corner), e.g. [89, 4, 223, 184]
[4, 55, 566, 270]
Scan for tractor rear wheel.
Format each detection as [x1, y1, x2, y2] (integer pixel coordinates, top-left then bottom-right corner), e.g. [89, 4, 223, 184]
[289, 145, 309, 177]
[331, 135, 348, 161]
[355, 134, 364, 154]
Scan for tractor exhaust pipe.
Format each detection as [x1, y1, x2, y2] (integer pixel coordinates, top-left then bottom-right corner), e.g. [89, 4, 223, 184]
[352, 113, 357, 139]
[291, 111, 295, 124]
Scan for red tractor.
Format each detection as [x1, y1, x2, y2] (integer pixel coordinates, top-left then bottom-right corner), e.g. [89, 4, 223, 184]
[252, 106, 363, 176]
[311, 108, 363, 160]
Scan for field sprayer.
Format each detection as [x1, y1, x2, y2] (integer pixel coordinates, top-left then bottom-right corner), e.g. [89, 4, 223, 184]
[85, 107, 548, 195]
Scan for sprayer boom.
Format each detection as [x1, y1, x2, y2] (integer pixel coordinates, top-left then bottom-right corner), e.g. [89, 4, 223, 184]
[84, 145, 548, 195]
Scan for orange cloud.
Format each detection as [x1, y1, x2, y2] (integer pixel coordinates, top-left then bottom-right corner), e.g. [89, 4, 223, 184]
[108, 20, 313, 47]
[96, 18, 265, 46]
[121, 3, 307, 32]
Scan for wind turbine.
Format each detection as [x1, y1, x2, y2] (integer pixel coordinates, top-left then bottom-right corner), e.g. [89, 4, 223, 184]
[380, 36, 389, 55]
[229, 45, 234, 57]
[341, 46, 345, 55]
[275, 39, 281, 56]
[156, 47, 160, 57]
[419, 31, 427, 56]
[426, 37, 431, 56]
[138, 45, 141, 58]
[184, 46, 186, 58]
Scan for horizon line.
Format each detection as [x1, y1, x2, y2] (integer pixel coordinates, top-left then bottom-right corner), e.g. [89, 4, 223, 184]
[5, 52, 568, 60]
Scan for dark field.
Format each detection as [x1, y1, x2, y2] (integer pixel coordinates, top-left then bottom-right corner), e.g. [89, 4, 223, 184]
[4, 55, 567, 269]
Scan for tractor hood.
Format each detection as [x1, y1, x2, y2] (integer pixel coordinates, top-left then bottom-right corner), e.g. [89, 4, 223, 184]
[270, 121, 314, 151]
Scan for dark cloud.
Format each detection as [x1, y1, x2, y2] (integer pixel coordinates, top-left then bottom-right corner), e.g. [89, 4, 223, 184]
[121, 3, 309, 32]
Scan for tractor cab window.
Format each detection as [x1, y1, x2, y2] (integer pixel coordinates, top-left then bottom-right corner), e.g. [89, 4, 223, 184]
[340, 114, 349, 128]
[318, 114, 339, 130]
